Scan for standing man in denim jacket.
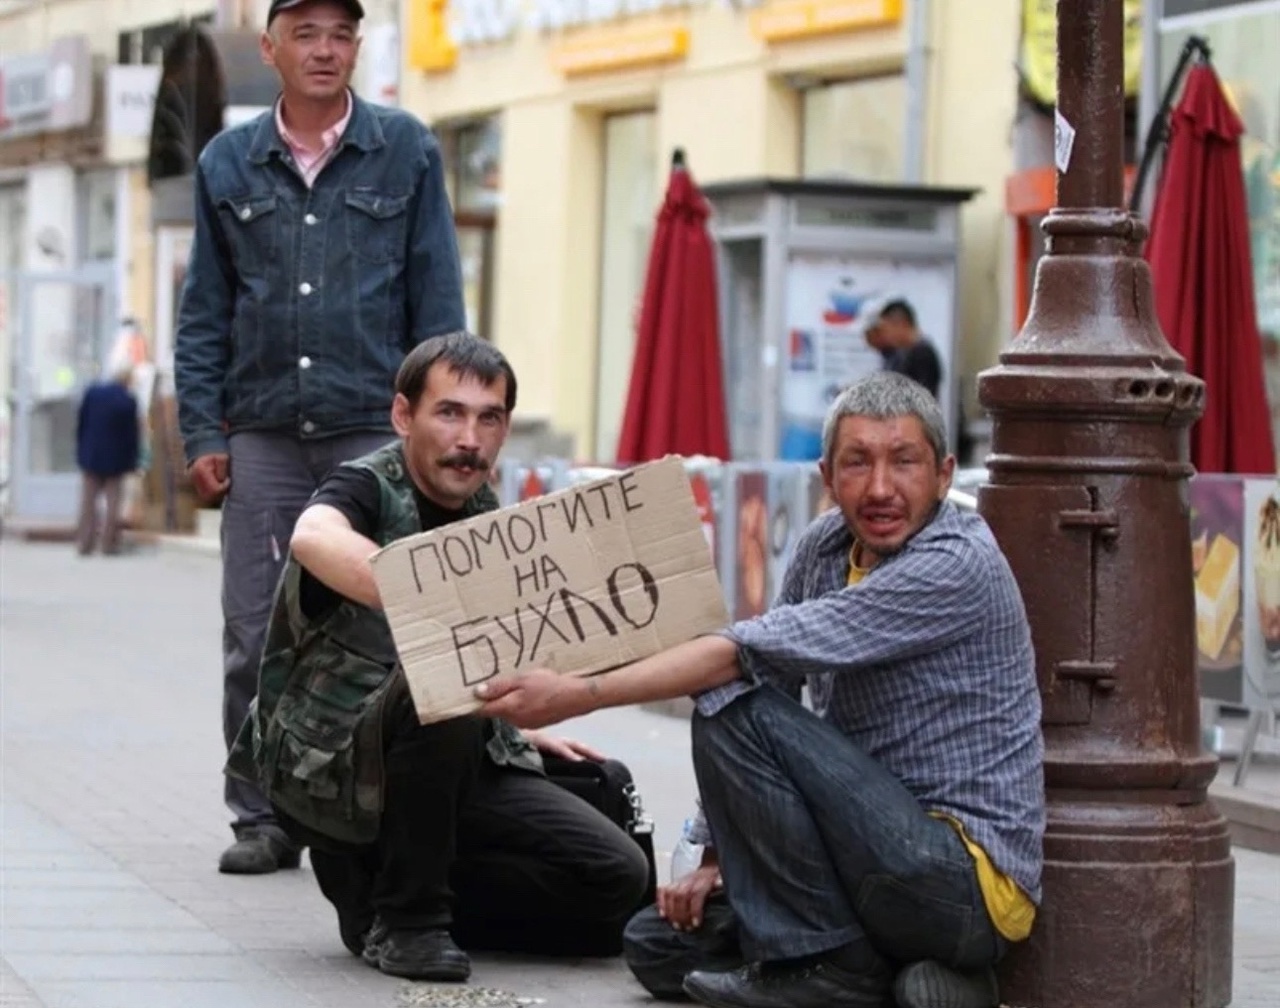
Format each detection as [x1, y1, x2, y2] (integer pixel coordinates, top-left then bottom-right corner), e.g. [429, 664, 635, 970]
[175, 0, 465, 875]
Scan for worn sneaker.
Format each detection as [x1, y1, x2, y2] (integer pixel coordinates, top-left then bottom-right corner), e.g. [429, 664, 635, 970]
[217, 828, 303, 875]
[893, 961, 999, 1008]
[369, 927, 471, 982]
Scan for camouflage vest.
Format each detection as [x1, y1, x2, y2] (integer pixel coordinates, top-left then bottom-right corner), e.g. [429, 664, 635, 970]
[225, 441, 541, 845]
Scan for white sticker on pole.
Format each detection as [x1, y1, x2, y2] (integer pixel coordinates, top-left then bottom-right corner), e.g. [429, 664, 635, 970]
[1054, 108, 1076, 173]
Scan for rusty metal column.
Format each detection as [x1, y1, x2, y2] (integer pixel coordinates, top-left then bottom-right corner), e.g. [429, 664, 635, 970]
[976, 1, 1235, 1006]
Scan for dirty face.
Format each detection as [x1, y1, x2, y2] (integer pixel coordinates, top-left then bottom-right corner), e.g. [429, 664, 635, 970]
[820, 414, 954, 558]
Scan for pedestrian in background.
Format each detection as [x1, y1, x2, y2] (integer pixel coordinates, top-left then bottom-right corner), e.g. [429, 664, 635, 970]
[175, 0, 466, 875]
[75, 361, 141, 557]
[861, 297, 944, 399]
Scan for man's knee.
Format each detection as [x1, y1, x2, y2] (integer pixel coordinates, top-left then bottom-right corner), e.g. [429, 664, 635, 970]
[623, 905, 698, 1000]
[623, 898, 742, 1001]
[691, 687, 793, 769]
[592, 827, 652, 921]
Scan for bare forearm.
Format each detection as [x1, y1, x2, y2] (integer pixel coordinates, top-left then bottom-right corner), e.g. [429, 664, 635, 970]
[291, 513, 382, 610]
[579, 635, 740, 714]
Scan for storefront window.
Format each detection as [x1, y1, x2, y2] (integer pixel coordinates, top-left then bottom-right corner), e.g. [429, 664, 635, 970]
[0, 184, 26, 493]
[1157, 2, 1280, 456]
[801, 75, 906, 182]
[440, 116, 501, 338]
[79, 169, 117, 264]
[449, 117, 502, 213]
[594, 109, 657, 462]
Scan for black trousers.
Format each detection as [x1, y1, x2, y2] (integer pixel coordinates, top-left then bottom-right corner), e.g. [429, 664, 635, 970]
[277, 681, 650, 957]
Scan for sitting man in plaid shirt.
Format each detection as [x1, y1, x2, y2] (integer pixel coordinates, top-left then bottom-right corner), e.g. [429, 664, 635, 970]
[476, 372, 1045, 1008]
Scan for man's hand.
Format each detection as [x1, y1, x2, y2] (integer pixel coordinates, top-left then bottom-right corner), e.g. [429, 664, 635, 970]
[188, 452, 230, 505]
[522, 729, 605, 763]
[657, 860, 723, 932]
[475, 668, 596, 729]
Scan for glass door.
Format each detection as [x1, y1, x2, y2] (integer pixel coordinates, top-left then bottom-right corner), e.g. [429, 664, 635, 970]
[11, 268, 116, 521]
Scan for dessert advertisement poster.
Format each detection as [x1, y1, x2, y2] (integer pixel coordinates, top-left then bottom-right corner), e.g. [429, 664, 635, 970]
[1189, 476, 1245, 705]
[1242, 478, 1280, 707]
[766, 466, 806, 606]
[734, 471, 770, 621]
[809, 469, 832, 522]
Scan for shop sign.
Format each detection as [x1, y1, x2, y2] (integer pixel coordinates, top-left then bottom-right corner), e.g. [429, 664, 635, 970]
[105, 64, 162, 161]
[1019, 0, 1142, 107]
[552, 24, 689, 75]
[361, 21, 402, 105]
[446, 0, 712, 43]
[1162, 0, 1273, 20]
[1, 54, 52, 124]
[750, 0, 901, 42]
[409, 0, 760, 74]
[0, 35, 93, 140]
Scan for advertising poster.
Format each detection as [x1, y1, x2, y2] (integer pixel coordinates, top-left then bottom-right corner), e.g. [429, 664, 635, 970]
[1190, 476, 1245, 704]
[781, 252, 955, 460]
[1242, 477, 1280, 707]
[765, 465, 806, 604]
[808, 467, 832, 521]
[734, 470, 769, 620]
[689, 469, 718, 562]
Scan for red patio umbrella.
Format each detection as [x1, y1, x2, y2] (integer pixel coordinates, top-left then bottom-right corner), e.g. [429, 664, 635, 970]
[1145, 61, 1275, 474]
[616, 149, 731, 464]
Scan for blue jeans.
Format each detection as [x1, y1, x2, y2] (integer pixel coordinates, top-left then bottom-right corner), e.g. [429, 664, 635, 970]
[690, 686, 1000, 969]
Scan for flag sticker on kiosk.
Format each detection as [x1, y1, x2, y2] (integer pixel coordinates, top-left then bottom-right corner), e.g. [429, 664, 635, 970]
[371, 456, 730, 724]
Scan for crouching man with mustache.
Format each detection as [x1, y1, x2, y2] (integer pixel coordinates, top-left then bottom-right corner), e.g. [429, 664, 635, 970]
[477, 373, 1045, 1008]
[226, 333, 649, 981]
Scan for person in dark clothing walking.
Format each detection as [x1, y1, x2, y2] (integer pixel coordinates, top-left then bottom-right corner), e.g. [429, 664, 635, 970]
[862, 297, 943, 399]
[75, 362, 141, 556]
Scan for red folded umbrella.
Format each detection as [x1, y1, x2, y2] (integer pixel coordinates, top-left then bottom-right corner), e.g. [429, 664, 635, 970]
[1146, 62, 1275, 474]
[616, 149, 731, 464]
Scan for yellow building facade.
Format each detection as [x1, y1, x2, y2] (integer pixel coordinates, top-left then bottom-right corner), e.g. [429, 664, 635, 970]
[401, 0, 1024, 460]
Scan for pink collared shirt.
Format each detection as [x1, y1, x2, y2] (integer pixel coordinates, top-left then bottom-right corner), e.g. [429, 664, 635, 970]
[275, 90, 353, 188]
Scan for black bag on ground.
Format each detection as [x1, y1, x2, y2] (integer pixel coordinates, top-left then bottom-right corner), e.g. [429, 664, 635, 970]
[542, 755, 658, 910]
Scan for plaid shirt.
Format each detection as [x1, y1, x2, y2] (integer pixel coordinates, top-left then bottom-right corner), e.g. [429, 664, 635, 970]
[694, 501, 1045, 902]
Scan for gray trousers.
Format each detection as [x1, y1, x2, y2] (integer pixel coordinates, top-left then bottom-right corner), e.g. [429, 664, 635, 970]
[222, 429, 395, 837]
[77, 473, 124, 555]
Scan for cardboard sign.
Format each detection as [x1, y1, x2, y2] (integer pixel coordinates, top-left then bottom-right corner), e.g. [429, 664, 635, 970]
[371, 456, 730, 724]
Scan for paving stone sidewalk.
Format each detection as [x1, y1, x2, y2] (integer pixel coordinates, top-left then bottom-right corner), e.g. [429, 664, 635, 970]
[2, 539, 1278, 1008]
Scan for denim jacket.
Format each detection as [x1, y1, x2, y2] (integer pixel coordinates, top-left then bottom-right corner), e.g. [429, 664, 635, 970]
[174, 92, 464, 463]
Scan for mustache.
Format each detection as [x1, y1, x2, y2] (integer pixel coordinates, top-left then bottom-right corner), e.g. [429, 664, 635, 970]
[440, 451, 489, 471]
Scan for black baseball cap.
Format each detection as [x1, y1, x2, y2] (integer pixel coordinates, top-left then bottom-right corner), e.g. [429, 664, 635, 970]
[266, 0, 365, 25]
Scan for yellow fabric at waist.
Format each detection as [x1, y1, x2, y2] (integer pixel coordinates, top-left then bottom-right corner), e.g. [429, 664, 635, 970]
[845, 554, 1034, 941]
[930, 812, 1035, 942]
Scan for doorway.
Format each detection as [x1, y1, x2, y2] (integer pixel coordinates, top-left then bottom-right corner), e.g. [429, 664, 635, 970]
[10, 267, 116, 521]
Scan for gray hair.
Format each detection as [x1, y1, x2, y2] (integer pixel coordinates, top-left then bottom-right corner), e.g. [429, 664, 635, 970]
[821, 372, 948, 469]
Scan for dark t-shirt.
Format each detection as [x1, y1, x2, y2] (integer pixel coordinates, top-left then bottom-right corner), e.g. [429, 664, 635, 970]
[890, 337, 943, 398]
[299, 466, 465, 620]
